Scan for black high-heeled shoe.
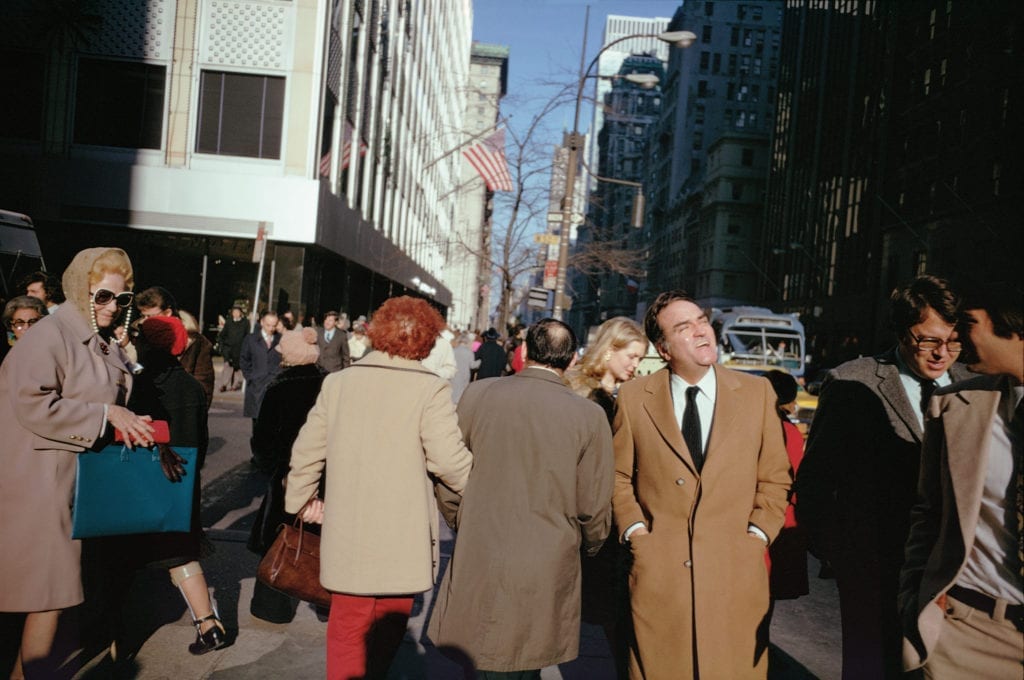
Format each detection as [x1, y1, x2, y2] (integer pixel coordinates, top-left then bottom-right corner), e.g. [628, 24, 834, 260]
[188, 613, 228, 655]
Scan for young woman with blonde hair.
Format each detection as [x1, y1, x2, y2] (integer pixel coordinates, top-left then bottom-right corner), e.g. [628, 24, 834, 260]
[566, 316, 648, 422]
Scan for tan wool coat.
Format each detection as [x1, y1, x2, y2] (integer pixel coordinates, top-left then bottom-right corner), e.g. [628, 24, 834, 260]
[0, 248, 134, 612]
[612, 365, 791, 679]
[284, 351, 472, 595]
[426, 368, 615, 672]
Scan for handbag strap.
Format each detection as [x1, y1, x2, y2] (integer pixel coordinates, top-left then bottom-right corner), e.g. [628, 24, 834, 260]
[291, 489, 320, 563]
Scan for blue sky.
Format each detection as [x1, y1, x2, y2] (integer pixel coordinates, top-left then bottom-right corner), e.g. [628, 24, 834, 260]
[472, 0, 682, 140]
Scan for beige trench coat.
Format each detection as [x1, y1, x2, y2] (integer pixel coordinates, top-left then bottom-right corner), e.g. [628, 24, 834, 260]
[284, 351, 472, 595]
[0, 305, 132, 611]
[612, 365, 790, 679]
[427, 368, 615, 672]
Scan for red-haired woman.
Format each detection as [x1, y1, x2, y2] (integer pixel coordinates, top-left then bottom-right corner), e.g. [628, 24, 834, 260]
[284, 296, 473, 680]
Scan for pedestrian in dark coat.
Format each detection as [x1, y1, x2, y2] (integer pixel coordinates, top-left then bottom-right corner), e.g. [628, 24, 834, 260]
[239, 311, 282, 419]
[248, 327, 327, 622]
[473, 327, 506, 379]
[216, 307, 247, 391]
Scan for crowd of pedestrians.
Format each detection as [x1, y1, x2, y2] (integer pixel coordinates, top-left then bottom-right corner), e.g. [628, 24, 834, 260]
[0, 259, 1020, 680]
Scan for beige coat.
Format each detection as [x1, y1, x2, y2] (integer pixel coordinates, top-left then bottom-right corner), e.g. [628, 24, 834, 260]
[427, 368, 614, 672]
[0, 249, 134, 611]
[612, 365, 791, 679]
[899, 374, 1017, 669]
[284, 351, 472, 594]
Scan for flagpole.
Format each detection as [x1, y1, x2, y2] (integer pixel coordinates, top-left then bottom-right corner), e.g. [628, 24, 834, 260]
[423, 116, 509, 171]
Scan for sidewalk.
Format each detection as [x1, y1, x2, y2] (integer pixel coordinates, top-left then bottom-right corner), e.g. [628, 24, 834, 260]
[72, 361, 840, 679]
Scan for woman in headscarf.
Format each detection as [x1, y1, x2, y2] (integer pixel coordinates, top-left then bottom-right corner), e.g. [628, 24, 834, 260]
[248, 326, 327, 623]
[0, 248, 154, 677]
[286, 296, 473, 680]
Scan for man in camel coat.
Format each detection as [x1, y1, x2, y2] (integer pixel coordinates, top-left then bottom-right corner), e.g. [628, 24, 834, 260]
[612, 290, 790, 679]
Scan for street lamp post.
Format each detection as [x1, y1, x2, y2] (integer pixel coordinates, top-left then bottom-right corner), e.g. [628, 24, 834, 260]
[552, 29, 696, 321]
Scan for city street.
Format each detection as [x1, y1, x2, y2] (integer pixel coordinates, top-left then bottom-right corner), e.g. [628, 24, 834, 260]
[73, 360, 841, 679]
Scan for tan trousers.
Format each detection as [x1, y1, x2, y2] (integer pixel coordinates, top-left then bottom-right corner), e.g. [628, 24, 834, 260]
[923, 594, 1024, 679]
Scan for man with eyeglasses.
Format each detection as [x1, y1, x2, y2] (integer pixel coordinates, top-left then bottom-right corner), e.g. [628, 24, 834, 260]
[796, 275, 971, 680]
[899, 284, 1023, 678]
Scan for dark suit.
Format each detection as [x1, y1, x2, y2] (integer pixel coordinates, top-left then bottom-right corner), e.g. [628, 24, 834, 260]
[795, 349, 970, 679]
[316, 327, 350, 372]
[899, 374, 1023, 674]
[239, 331, 282, 419]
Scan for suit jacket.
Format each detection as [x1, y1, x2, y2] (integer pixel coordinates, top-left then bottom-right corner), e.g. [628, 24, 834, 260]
[0, 306, 132, 611]
[899, 374, 1017, 669]
[612, 365, 790, 679]
[795, 350, 970, 679]
[239, 331, 282, 418]
[316, 327, 350, 373]
[428, 368, 614, 672]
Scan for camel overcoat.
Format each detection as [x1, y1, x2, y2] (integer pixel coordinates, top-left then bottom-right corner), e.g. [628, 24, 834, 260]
[0, 249, 133, 611]
[612, 365, 790, 679]
[427, 368, 614, 671]
[284, 351, 472, 595]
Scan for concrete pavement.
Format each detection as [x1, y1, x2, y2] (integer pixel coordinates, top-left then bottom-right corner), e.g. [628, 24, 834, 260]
[70, 360, 841, 679]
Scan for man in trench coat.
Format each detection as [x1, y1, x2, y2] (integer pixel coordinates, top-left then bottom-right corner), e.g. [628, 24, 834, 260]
[612, 290, 790, 679]
[428, 318, 614, 678]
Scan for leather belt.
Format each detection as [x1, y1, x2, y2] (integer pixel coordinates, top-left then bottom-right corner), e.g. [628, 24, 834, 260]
[947, 585, 1024, 632]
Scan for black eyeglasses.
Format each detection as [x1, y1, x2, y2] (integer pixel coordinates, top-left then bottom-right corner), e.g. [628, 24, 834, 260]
[10, 317, 41, 330]
[907, 330, 962, 353]
[91, 289, 135, 308]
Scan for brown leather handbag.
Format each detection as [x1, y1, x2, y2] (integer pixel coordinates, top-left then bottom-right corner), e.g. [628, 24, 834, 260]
[256, 513, 332, 608]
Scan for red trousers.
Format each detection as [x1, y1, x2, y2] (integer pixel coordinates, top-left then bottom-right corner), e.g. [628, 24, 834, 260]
[326, 593, 413, 680]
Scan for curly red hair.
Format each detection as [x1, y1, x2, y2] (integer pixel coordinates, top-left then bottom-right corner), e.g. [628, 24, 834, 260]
[367, 296, 445, 360]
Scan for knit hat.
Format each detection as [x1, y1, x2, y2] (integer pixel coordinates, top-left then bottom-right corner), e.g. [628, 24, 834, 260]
[277, 327, 319, 366]
[139, 315, 189, 357]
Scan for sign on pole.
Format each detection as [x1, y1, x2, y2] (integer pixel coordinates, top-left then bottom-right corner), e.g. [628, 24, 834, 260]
[527, 287, 550, 309]
[542, 260, 558, 290]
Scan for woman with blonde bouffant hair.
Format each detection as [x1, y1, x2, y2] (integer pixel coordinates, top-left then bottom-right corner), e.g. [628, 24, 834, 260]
[565, 316, 648, 423]
[285, 296, 473, 679]
[0, 247, 155, 677]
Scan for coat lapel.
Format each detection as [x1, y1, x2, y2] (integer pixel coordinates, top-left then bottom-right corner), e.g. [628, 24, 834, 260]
[875, 353, 923, 441]
[641, 369, 691, 471]
[701, 365, 741, 481]
[943, 387, 1000, 548]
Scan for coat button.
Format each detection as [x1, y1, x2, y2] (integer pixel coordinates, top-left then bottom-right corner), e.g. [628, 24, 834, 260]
[675, 478, 685, 485]
[684, 560, 692, 568]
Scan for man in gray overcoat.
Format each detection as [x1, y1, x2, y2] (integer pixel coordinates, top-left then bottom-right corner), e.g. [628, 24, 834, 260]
[428, 318, 614, 679]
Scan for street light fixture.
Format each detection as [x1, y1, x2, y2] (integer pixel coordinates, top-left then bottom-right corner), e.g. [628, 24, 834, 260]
[552, 29, 696, 321]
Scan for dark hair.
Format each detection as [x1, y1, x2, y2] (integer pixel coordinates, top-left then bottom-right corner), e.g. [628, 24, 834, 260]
[18, 271, 64, 303]
[367, 296, 445, 360]
[889, 275, 957, 334]
[644, 290, 698, 348]
[259, 309, 278, 321]
[324, 310, 339, 320]
[136, 286, 179, 315]
[765, 369, 798, 410]
[525, 318, 578, 370]
[959, 283, 1023, 339]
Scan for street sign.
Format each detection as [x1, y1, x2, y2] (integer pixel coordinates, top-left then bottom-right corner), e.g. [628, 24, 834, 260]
[251, 223, 267, 263]
[527, 287, 550, 309]
[542, 260, 558, 289]
[546, 212, 562, 223]
[533, 233, 560, 245]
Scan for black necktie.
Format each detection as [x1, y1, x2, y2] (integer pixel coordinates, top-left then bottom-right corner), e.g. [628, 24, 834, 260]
[919, 378, 938, 417]
[683, 386, 704, 473]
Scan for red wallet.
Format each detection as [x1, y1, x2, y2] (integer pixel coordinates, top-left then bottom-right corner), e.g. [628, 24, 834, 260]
[114, 419, 170, 444]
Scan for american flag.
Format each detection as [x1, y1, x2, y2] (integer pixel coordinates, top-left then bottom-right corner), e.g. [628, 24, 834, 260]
[319, 122, 367, 177]
[463, 129, 513, 192]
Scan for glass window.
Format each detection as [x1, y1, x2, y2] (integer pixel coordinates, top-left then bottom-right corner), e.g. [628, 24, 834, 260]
[197, 71, 285, 159]
[0, 50, 45, 141]
[74, 58, 166, 149]
[741, 148, 754, 166]
[702, 26, 712, 43]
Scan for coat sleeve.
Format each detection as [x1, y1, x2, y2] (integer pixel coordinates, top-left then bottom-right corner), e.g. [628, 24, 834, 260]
[252, 383, 283, 475]
[793, 370, 845, 559]
[420, 379, 473, 494]
[284, 381, 329, 513]
[239, 335, 255, 380]
[898, 399, 945, 665]
[577, 405, 614, 555]
[193, 336, 215, 409]
[748, 378, 792, 543]
[611, 390, 645, 541]
[10, 327, 108, 448]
